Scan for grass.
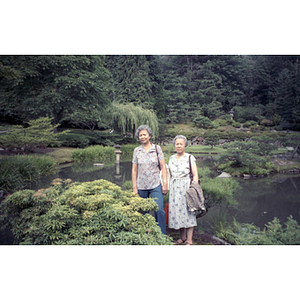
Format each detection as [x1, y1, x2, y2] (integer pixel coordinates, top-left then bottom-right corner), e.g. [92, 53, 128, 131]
[42, 147, 74, 164]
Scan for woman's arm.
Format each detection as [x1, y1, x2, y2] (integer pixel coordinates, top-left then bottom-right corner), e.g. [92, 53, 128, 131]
[159, 159, 168, 194]
[191, 161, 199, 183]
[132, 163, 138, 195]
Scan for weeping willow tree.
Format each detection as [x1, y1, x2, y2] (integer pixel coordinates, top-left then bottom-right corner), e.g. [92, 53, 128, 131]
[108, 102, 159, 139]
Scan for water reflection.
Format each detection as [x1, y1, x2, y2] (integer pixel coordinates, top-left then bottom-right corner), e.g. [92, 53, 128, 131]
[26, 156, 300, 230]
[27, 161, 133, 190]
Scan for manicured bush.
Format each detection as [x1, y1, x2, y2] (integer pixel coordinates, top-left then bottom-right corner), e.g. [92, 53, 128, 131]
[0, 179, 173, 245]
[260, 119, 273, 127]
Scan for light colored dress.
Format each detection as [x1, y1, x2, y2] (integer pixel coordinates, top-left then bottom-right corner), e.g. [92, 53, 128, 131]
[168, 153, 197, 230]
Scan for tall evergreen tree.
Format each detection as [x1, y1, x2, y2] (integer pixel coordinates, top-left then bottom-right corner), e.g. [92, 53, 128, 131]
[154, 83, 165, 120]
[109, 55, 154, 109]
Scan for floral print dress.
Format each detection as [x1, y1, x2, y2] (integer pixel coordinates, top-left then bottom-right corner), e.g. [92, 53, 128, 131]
[168, 153, 197, 229]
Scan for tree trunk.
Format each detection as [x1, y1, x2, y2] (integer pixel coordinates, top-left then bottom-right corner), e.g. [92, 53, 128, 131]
[52, 108, 64, 134]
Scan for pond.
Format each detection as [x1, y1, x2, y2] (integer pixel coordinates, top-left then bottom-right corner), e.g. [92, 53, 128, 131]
[27, 155, 300, 231]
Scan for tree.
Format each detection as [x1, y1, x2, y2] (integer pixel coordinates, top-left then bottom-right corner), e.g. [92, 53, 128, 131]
[270, 66, 300, 128]
[204, 131, 220, 149]
[164, 71, 188, 123]
[153, 83, 165, 120]
[107, 55, 154, 108]
[108, 102, 159, 138]
[0, 117, 68, 154]
[0, 56, 112, 132]
[280, 132, 300, 159]
[193, 115, 212, 129]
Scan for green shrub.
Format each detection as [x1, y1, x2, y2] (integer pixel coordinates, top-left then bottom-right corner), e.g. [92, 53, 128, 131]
[120, 144, 140, 155]
[193, 115, 212, 129]
[232, 121, 241, 128]
[236, 118, 246, 123]
[260, 119, 273, 127]
[0, 155, 56, 193]
[243, 120, 258, 128]
[72, 145, 116, 162]
[59, 133, 90, 148]
[122, 180, 133, 190]
[211, 120, 220, 129]
[211, 216, 300, 245]
[0, 179, 173, 245]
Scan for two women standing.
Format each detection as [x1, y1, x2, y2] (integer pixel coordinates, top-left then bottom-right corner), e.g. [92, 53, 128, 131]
[132, 125, 199, 245]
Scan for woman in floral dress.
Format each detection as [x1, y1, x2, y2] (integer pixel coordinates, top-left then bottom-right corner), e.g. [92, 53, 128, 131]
[168, 135, 198, 245]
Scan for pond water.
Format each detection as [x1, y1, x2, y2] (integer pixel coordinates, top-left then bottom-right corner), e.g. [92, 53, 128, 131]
[27, 156, 300, 231]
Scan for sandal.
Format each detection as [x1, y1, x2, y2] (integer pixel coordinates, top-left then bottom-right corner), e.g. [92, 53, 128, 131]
[174, 238, 186, 245]
[185, 242, 193, 245]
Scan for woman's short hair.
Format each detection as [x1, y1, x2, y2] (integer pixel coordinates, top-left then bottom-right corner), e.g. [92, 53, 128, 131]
[173, 135, 188, 147]
[135, 125, 153, 139]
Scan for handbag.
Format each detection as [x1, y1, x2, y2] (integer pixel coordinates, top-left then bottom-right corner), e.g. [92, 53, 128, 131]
[155, 144, 170, 189]
[186, 155, 206, 214]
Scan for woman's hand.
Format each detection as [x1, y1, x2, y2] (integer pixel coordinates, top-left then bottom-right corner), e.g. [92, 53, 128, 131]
[133, 187, 139, 195]
[162, 182, 168, 195]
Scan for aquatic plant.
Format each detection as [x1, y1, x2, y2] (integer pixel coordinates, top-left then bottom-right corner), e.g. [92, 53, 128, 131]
[0, 155, 56, 193]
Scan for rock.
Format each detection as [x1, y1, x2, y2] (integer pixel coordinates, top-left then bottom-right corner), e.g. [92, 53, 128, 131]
[218, 172, 231, 178]
[93, 163, 104, 167]
[243, 174, 251, 179]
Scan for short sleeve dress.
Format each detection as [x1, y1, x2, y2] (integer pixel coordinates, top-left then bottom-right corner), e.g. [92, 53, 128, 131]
[168, 153, 197, 229]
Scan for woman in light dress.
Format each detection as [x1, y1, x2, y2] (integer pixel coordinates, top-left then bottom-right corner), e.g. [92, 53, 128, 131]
[168, 135, 198, 245]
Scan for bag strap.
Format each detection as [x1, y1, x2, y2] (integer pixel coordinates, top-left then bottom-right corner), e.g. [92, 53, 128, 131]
[189, 155, 193, 184]
[189, 155, 200, 184]
[155, 144, 161, 170]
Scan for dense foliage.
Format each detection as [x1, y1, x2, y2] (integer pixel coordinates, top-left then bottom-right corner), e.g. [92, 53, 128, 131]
[0, 179, 173, 245]
[1, 55, 300, 132]
[0, 55, 112, 131]
[217, 132, 300, 176]
[211, 216, 300, 245]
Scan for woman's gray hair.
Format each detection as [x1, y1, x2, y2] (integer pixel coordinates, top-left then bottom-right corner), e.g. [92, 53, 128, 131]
[173, 135, 188, 147]
[135, 125, 153, 139]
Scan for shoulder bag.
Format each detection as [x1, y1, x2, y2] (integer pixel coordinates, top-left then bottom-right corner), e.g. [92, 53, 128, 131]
[186, 155, 206, 216]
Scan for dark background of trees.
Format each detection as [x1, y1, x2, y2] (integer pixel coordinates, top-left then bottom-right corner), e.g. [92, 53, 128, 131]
[1, 55, 300, 132]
